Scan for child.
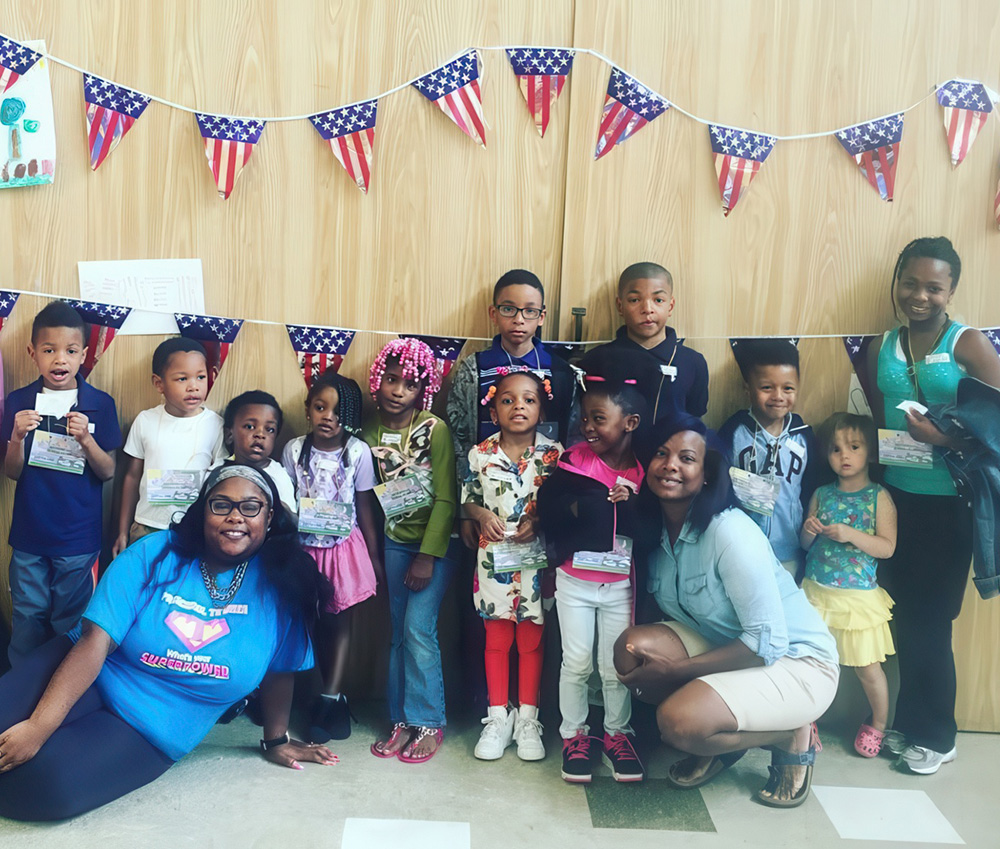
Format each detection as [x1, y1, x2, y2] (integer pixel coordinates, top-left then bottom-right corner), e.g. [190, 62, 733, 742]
[364, 337, 460, 764]
[589, 262, 709, 421]
[281, 372, 383, 742]
[462, 369, 562, 761]
[536, 349, 648, 784]
[114, 338, 224, 556]
[800, 413, 897, 757]
[719, 339, 818, 578]
[2, 302, 121, 663]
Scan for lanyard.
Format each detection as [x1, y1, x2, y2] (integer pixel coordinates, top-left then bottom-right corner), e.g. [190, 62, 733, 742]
[747, 412, 788, 476]
[900, 319, 950, 407]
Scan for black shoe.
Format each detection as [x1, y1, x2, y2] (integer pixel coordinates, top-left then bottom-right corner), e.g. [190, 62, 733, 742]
[561, 732, 598, 783]
[243, 693, 263, 727]
[309, 695, 353, 743]
[602, 732, 645, 782]
[217, 697, 248, 724]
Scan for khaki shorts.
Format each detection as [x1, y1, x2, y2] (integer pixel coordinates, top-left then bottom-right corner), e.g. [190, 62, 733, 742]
[663, 621, 840, 732]
[128, 522, 158, 545]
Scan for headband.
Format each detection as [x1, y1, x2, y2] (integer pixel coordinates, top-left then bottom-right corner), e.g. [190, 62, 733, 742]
[203, 464, 274, 509]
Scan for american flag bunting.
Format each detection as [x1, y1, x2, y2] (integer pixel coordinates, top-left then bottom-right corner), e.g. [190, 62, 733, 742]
[983, 327, 1000, 358]
[595, 68, 669, 160]
[729, 338, 799, 378]
[195, 114, 265, 200]
[842, 335, 880, 406]
[286, 324, 357, 388]
[400, 334, 466, 378]
[174, 313, 244, 394]
[64, 299, 132, 378]
[506, 48, 575, 137]
[310, 100, 378, 194]
[83, 74, 151, 171]
[835, 114, 904, 202]
[0, 290, 18, 335]
[412, 50, 486, 146]
[936, 80, 997, 168]
[0, 37, 41, 93]
[709, 124, 777, 216]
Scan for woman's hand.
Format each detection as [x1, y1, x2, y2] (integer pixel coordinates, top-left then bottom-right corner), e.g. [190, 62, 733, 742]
[510, 514, 537, 543]
[261, 738, 339, 770]
[478, 513, 507, 543]
[459, 518, 479, 549]
[405, 553, 436, 592]
[905, 410, 948, 446]
[608, 483, 633, 503]
[0, 719, 51, 773]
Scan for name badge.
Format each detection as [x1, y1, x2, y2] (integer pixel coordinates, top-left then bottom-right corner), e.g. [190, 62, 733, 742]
[485, 467, 518, 484]
[787, 440, 805, 459]
[380, 432, 402, 446]
[660, 364, 678, 381]
[298, 498, 354, 536]
[924, 353, 951, 365]
[492, 539, 549, 573]
[147, 469, 204, 504]
[572, 535, 633, 575]
[878, 429, 934, 468]
[729, 468, 780, 516]
[615, 475, 638, 493]
[27, 431, 85, 475]
[375, 473, 433, 518]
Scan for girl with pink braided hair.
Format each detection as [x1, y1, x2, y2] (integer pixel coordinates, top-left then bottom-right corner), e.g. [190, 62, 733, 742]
[363, 337, 460, 763]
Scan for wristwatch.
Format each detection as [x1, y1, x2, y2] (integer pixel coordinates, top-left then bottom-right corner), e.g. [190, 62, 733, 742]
[259, 732, 290, 752]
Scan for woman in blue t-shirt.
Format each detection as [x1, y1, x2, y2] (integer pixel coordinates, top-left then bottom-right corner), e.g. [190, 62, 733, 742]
[0, 465, 336, 821]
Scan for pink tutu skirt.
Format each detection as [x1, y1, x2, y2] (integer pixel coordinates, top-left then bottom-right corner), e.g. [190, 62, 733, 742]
[305, 526, 377, 614]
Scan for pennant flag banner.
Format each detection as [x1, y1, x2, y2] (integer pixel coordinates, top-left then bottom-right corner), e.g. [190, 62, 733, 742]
[83, 74, 151, 171]
[709, 124, 777, 216]
[412, 50, 486, 146]
[0, 290, 18, 334]
[984, 327, 1000, 357]
[286, 323, 356, 388]
[936, 79, 996, 168]
[64, 299, 132, 378]
[595, 68, 669, 160]
[506, 47, 575, 138]
[836, 113, 904, 202]
[174, 313, 244, 393]
[195, 114, 265, 200]
[310, 100, 378, 194]
[842, 335, 880, 405]
[0, 37, 41, 93]
[400, 334, 467, 377]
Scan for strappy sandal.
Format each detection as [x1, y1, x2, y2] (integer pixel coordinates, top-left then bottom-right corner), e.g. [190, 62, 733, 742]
[398, 726, 444, 764]
[854, 723, 884, 758]
[370, 722, 412, 759]
[666, 749, 747, 789]
[756, 746, 816, 809]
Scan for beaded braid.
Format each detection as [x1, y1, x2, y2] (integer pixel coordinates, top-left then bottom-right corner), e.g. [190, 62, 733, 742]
[301, 371, 364, 472]
[369, 337, 443, 411]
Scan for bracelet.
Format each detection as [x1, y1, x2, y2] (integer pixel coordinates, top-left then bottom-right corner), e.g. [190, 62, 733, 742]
[259, 732, 290, 752]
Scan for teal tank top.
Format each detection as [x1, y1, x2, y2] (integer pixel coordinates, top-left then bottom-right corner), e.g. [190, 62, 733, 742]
[877, 321, 967, 496]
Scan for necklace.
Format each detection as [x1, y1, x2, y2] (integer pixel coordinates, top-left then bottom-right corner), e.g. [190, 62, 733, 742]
[199, 560, 248, 608]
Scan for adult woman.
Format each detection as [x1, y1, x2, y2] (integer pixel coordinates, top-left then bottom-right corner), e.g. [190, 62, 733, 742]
[864, 237, 1000, 774]
[0, 465, 335, 821]
[615, 415, 839, 808]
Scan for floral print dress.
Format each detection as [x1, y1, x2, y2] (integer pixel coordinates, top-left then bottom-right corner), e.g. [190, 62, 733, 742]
[463, 433, 562, 622]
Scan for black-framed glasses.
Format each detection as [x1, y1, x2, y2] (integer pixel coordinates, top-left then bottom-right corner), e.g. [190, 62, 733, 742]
[208, 497, 265, 518]
[495, 305, 544, 320]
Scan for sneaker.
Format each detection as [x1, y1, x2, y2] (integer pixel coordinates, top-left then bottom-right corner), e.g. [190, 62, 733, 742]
[216, 697, 248, 724]
[309, 694, 353, 743]
[899, 744, 957, 775]
[474, 706, 515, 760]
[882, 728, 909, 756]
[513, 705, 545, 761]
[603, 732, 645, 782]
[561, 731, 597, 783]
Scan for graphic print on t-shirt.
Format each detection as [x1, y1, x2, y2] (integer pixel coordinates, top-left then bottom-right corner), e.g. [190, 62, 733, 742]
[166, 610, 231, 651]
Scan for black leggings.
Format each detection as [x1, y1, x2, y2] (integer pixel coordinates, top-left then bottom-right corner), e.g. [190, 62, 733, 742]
[0, 636, 174, 821]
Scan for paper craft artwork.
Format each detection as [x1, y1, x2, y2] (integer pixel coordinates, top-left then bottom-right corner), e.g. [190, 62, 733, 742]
[286, 324, 356, 388]
[506, 48, 575, 137]
[64, 299, 132, 378]
[310, 100, 377, 194]
[983, 327, 1000, 357]
[595, 68, 669, 160]
[399, 334, 466, 377]
[412, 50, 486, 147]
[195, 114, 265, 200]
[1, 40, 55, 189]
[936, 79, 997, 168]
[835, 113, 904, 201]
[83, 74, 151, 171]
[708, 124, 777, 216]
[0, 289, 18, 334]
[174, 313, 244, 394]
[842, 335, 880, 407]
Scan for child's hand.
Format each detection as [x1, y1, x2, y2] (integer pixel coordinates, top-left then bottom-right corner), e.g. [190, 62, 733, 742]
[820, 523, 853, 544]
[510, 515, 537, 544]
[112, 533, 129, 558]
[478, 513, 507, 543]
[11, 410, 41, 441]
[608, 483, 633, 503]
[66, 412, 92, 445]
[802, 516, 825, 537]
[459, 519, 479, 549]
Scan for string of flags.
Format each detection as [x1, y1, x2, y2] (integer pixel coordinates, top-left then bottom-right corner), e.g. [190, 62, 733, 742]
[3, 33, 1000, 219]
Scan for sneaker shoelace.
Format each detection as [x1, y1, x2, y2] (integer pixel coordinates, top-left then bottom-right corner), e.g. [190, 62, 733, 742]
[606, 735, 639, 763]
[515, 718, 543, 740]
[480, 715, 506, 741]
[564, 736, 592, 761]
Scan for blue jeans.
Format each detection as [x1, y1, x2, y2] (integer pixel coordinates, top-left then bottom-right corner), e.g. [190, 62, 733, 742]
[384, 536, 459, 728]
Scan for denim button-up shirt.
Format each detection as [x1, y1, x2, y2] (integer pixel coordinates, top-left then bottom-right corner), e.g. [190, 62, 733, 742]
[648, 508, 837, 667]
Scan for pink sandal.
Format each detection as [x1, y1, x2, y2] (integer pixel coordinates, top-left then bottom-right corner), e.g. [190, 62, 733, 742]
[398, 726, 444, 764]
[854, 723, 884, 758]
[371, 722, 412, 759]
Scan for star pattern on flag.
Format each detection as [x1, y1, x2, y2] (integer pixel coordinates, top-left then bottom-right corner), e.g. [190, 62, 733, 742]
[983, 327, 1000, 357]
[287, 324, 356, 387]
[63, 299, 133, 378]
[505, 48, 575, 137]
[595, 68, 670, 160]
[83, 74, 151, 171]
[412, 50, 486, 146]
[841, 335, 880, 406]
[0, 290, 19, 318]
[0, 37, 41, 93]
[174, 313, 244, 343]
[310, 100, 378, 193]
[708, 124, 777, 216]
[936, 79, 997, 167]
[400, 334, 467, 377]
[195, 113, 266, 199]
[835, 114, 904, 201]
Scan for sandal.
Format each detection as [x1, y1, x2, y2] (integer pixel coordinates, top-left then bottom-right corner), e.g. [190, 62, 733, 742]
[666, 749, 747, 789]
[756, 746, 816, 809]
[370, 722, 412, 759]
[398, 726, 444, 764]
[854, 723, 884, 758]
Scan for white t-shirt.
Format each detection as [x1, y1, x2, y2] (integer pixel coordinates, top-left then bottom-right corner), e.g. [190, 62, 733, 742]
[124, 405, 225, 529]
[210, 456, 298, 519]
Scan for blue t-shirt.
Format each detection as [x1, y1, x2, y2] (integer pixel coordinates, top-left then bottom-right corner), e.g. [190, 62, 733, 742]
[1, 375, 121, 556]
[74, 532, 313, 760]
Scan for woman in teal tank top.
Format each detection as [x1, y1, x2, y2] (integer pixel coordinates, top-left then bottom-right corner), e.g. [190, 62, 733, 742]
[867, 237, 1000, 775]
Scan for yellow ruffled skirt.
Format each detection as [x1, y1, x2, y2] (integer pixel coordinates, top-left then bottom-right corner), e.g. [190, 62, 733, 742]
[801, 578, 895, 667]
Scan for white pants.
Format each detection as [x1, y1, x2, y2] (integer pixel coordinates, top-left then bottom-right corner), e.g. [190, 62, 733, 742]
[555, 568, 633, 739]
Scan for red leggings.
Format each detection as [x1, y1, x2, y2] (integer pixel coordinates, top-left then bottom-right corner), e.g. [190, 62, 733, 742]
[483, 618, 544, 707]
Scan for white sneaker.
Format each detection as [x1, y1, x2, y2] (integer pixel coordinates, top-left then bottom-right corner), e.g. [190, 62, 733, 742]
[513, 704, 545, 761]
[882, 729, 909, 756]
[474, 706, 515, 760]
[900, 744, 957, 775]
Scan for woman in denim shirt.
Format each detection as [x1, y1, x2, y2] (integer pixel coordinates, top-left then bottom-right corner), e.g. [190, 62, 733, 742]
[615, 414, 838, 808]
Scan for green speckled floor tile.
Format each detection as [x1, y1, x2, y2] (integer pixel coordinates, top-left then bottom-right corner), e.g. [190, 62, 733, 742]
[584, 777, 715, 832]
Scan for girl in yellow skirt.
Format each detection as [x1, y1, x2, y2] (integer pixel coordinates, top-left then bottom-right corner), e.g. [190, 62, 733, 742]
[800, 413, 898, 757]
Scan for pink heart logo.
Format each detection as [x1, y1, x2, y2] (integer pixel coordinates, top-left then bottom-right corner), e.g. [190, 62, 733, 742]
[166, 610, 231, 652]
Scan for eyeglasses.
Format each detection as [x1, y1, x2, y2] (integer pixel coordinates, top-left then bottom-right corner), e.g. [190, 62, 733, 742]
[495, 305, 544, 320]
[208, 497, 266, 518]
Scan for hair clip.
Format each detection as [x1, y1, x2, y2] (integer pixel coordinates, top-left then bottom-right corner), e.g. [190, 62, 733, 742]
[542, 378, 554, 400]
[481, 385, 498, 406]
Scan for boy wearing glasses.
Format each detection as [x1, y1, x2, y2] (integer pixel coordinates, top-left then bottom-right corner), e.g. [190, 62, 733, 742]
[1, 302, 121, 664]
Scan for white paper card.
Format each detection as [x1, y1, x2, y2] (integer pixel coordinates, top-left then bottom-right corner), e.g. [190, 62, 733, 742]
[342, 819, 470, 849]
[812, 786, 963, 844]
[34, 393, 74, 419]
[298, 498, 354, 536]
[146, 469, 204, 505]
[375, 474, 432, 518]
[492, 539, 548, 573]
[572, 535, 632, 574]
[879, 429, 934, 467]
[896, 400, 929, 416]
[27, 431, 85, 474]
[729, 467, 780, 516]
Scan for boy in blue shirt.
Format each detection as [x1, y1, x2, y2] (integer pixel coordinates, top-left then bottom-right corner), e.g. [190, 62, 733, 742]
[718, 338, 817, 579]
[2, 302, 121, 663]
